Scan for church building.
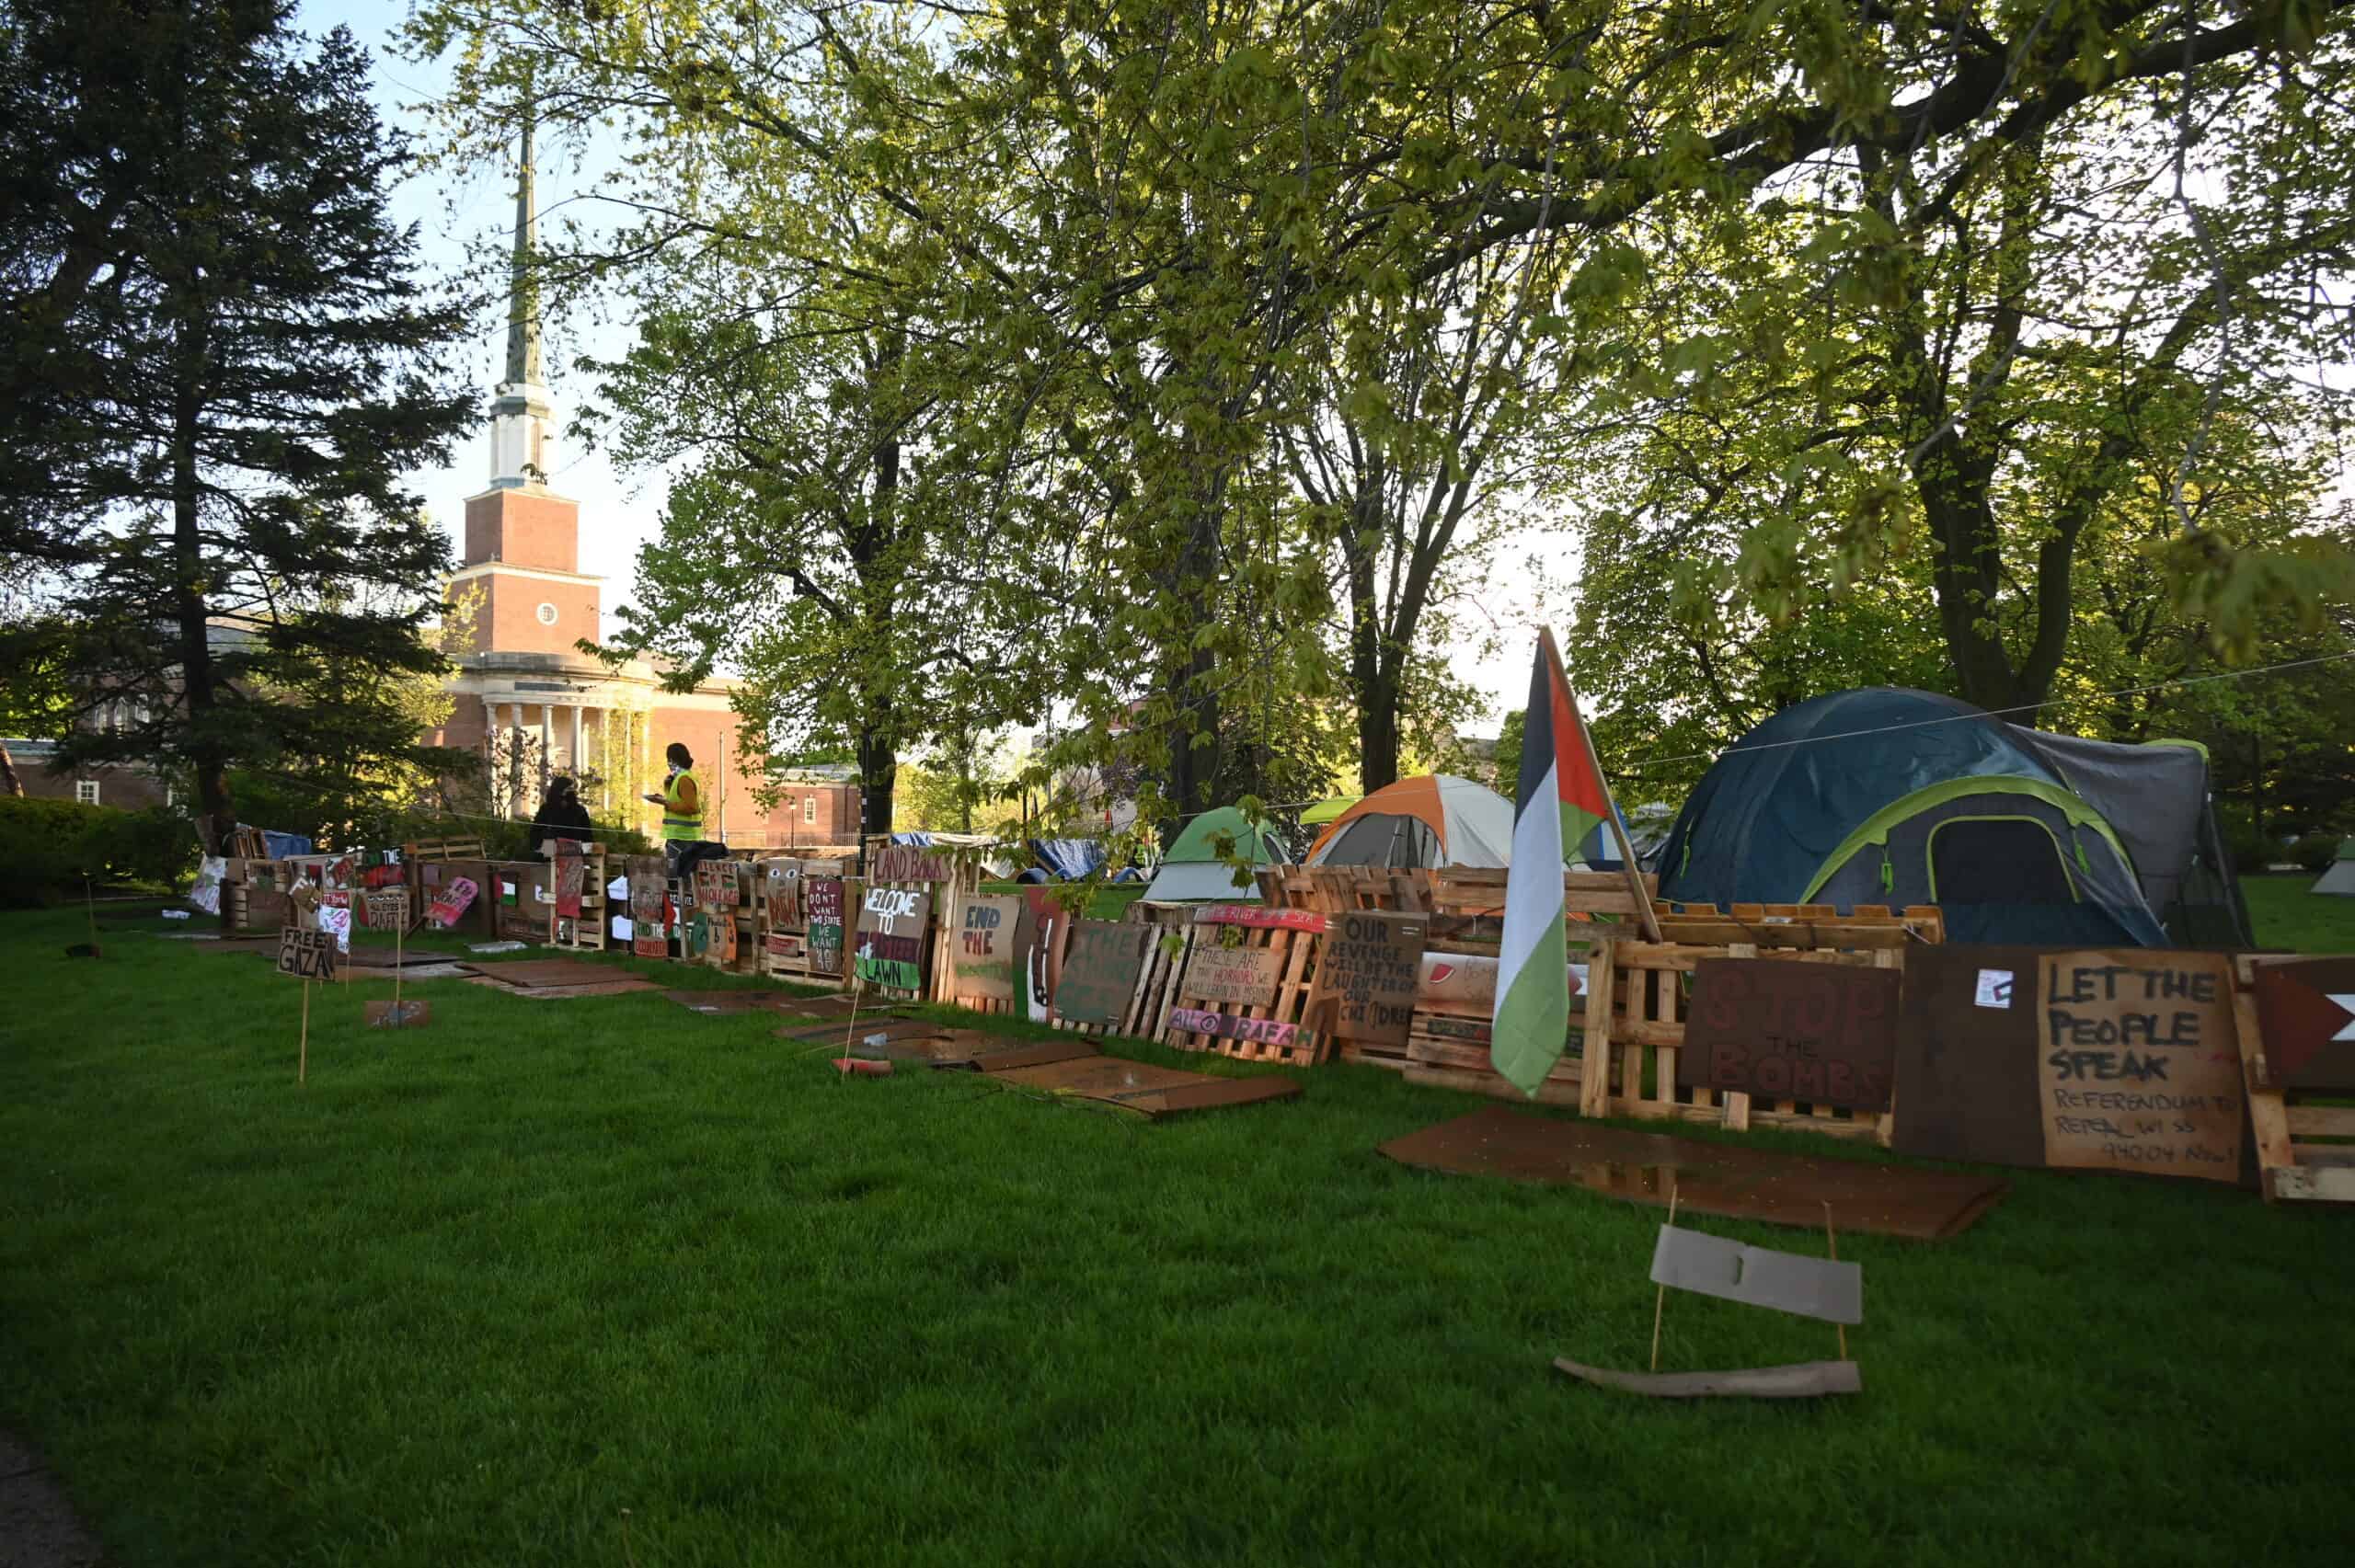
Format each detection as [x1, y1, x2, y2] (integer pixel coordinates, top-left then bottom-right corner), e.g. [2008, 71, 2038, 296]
[424, 120, 856, 850]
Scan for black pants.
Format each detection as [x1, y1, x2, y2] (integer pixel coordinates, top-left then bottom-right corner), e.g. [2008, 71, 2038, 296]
[666, 839, 727, 886]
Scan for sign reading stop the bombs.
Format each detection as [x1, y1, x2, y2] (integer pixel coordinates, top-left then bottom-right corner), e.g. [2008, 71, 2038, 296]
[1675, 959, 1900, 1111]
[854, 884, 932, 990]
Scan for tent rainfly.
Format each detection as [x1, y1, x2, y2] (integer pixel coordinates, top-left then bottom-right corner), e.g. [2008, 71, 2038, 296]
[1142, 806, 1288, 902]
[1304, 774, 1514, 869]
[2311, 840, 2355, 897]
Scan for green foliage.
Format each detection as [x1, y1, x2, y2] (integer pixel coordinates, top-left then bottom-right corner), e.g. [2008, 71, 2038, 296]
[7, 5, 475, 850]
[2292, 832, 2341, 876]
[0, 796, 198, 904]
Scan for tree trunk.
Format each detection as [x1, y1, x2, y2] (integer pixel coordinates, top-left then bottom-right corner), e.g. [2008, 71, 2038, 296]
[856, 727, 896, 844]
[171, 317, 233, 856]
[0, 741, 22, 797]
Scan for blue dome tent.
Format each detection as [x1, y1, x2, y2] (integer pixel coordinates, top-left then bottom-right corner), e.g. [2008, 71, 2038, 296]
[1655, 689, 2250, 948]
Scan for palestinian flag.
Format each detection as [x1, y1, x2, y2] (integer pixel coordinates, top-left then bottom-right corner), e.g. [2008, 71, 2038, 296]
[1491, 627, 1616, 1096]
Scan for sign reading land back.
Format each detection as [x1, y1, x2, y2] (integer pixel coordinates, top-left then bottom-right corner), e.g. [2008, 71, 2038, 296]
[1674, 959, 1900, 1112]
[855, 885, 932, 990]
[1309, 910, 1426, 1048]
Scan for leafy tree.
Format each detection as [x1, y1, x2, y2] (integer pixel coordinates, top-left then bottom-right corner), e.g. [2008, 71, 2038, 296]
[10, 5, 474, 852]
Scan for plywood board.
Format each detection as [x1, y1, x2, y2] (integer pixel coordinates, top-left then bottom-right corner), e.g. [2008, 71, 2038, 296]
[982, 1052, 1302, 1118]
[948, 895, 1021, 1002]
[1053, 921, 1152, 1028]
[1673, 958, 1900, 1111]
[853, 885, 931, 991]
[2250, 957, 2355, 1090]
[1377, 1104, 2006, 1240]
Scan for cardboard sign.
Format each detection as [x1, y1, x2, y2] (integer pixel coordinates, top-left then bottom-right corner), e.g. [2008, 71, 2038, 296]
[426, 876, 477, 930]
[277, 926, 339, 981]
[1193, 904, 1327, 933]
[1055, 920, 1152, 1027]
[1894, 945, 2248, 1185]
[1168, 1006, 1304, 1049]
[497, 864, 547, 941]
[1184, 940, 1288, 1008]
[854, 884, 932, 990]
[805, 876, 845, 974]
[365, 888, 411, 931]
[764, 863, 802, 931]
[2036, 950, 2242, 1181]
[365, 999, 431, 1028]
[950, 895, 1021, 1001]
[1014, 889, 1067, 1022]
[1674, 959, 1900, 1112]
[1419, 952, 1499, 1011]
[628, 868, 668, 959]
[1649, 1224, 1863, 1325]
[553, 841, 585, 920]
[2250, 958, 2355, 1090]
[317, 892, 352, 953]
[869, 844, 954, 884]
[1310, 910, 1425, 1047]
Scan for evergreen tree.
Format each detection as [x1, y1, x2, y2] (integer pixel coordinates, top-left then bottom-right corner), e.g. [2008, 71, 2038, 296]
[5, 3, 475, 851]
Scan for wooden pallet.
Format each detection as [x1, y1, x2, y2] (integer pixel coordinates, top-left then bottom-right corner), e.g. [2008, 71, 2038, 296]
[404, 836, 487, 862]
[2237, 955, 2355, 1203]
[1161, 906, 1328, 1067]
[1573, 906, 1943, 1141]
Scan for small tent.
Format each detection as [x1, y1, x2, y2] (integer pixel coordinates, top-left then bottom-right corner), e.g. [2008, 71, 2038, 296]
[1305, 774, 1513, 869]
[1655, 688, 2251, 947]
[2311, 840, 2355, 896]
[1142, 806, 1287, 901]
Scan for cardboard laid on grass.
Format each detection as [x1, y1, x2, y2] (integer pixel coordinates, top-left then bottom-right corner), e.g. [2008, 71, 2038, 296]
[976, 1049, 1302, 1117]
[465, 957, 660, 1000]
[1377, 1104, 2006, 1240]
[658, 989, 833, 1016]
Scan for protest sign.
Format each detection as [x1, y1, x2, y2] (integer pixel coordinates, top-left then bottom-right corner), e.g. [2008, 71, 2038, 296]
[869, 844, 955, 884]
[1674, 960, 1900, 1112]
[805, 876, 846, 974]
[1182, 940, 1288, 1008]
[854, 884, 932, 990]
[426, 876, 477, 931]
[628, 868, 669, 959]
[949, 895, 1021, 1001]
[1309, 910, 1425, 1048]
[1054, 921, 1152, 1027]
[277, 925, 339, 981]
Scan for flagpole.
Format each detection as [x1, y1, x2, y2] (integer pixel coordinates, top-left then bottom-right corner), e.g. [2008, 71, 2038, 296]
[1541, 627, 1662, 943]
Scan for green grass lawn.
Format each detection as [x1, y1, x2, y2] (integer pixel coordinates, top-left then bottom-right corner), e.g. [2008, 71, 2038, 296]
[4, 898, 2354, 1565]
[2240, 871, 2355, 953]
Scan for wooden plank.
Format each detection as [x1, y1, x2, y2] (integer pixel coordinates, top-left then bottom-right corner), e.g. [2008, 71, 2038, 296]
[1553, 1357, 1860, 1400]
[1580, 939, 1617, 1117]
[2285, 1104, 2355, 1137]
[2267, 1164, 2355, 1203]
[2236, 981, 2297, 1196]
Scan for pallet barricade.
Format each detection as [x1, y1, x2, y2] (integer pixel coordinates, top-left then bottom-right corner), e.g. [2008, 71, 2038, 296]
[1161, 904, 1329, 1067]
[2238, 954, 2355, 1203]
[1040, 901, 1191, 1038]
[1267, 866, 1652, 1098]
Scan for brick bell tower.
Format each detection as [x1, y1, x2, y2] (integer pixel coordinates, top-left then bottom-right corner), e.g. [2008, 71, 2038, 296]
[452, 104, 601, 658]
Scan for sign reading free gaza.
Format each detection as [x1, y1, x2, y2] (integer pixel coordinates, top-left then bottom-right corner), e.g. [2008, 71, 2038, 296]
[855, 885, 932, 990]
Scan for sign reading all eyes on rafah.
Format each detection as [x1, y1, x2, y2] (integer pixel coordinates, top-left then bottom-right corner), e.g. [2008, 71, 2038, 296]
[949, 895, 1021, 1001]
[854, 884, 933, 990]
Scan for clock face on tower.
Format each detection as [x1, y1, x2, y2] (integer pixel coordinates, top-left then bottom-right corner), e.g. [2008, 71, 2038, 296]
[536, 601, 558, 626]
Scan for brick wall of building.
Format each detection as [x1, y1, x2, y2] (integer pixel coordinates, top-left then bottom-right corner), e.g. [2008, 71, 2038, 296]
[464, 486, 580, 572]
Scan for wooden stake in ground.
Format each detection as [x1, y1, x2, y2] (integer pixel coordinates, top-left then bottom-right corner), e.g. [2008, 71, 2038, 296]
[1650, 1180, 1680, 1372]
[299, 977, 311, 1084]
[1823, 1202, 1848, 1362]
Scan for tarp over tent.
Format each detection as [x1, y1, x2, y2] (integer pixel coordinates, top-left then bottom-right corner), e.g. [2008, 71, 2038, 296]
[1655, 688, 2252, 948]
[1305, 774, 1513, 869]
[1143, 806, 1288, 901]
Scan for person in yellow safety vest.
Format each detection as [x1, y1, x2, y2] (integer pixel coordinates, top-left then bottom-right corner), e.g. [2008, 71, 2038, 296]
[645, 742, 704, 876]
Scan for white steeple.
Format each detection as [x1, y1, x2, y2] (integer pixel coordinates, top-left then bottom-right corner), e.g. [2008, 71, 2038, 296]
[488, 102, 553, 489]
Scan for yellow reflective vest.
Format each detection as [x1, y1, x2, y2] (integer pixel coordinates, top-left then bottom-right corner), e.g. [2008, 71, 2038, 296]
[661, 769, 702, 842]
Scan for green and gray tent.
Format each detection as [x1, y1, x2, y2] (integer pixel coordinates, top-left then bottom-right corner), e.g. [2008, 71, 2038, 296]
[1655, 688, 2251, 947]
[1143, 807, 1288, 902]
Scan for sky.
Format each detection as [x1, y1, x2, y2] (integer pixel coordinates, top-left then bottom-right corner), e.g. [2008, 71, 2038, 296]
[314, 2, 1579, 745]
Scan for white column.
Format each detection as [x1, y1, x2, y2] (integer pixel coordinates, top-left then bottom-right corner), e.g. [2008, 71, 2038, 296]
[538, 704, 553, 801]
[569, 704, 584, 776]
